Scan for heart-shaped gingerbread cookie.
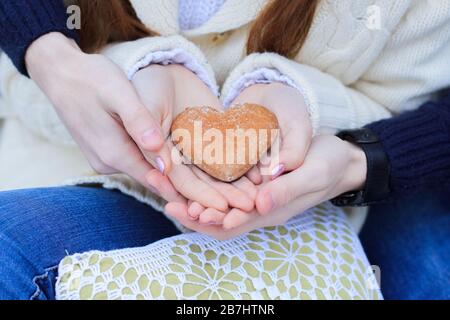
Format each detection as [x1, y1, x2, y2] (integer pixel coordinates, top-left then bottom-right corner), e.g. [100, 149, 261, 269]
[171, 103, 279, 182]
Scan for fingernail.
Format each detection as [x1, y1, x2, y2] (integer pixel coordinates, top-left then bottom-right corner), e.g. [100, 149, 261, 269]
[142, 129, 160, 145]
[187, 209, 199, 220]
[188, 214, 198, 221]
[271, 164, 285, 180]
[155, 157, 165, 174]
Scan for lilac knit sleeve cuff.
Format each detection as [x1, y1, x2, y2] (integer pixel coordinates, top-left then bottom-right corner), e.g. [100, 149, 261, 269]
[222, 67, 309, 109]
[127, 48, 219, 97]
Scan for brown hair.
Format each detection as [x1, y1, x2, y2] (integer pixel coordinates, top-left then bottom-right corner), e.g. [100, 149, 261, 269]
[76, 0, 318, 59]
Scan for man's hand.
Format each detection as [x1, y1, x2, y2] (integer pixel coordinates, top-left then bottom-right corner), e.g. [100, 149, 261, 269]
[26, 32, 169, 190]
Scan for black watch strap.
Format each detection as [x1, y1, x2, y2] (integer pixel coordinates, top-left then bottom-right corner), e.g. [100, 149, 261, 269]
[331, 128, 390, 207]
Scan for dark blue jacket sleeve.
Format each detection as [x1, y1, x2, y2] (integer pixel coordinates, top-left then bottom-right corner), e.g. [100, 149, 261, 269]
[366, 92, 450, 200]
[0, 0, 78, 76]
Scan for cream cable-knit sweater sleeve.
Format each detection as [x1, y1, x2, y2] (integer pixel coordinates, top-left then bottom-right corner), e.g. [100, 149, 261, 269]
[222, 2, 450, 135]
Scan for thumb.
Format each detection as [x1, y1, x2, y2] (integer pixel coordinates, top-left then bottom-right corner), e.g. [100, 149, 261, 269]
[112, 91, 172, 174]
[256, 165, 318, 215]
[263, 124, 311, 180]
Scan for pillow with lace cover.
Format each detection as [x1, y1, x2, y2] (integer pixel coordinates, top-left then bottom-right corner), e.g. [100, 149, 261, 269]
[56, 202, 382, 300]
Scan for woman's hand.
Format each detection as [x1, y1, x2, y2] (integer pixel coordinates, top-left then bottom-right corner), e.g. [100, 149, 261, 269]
[132, 64, 256, 211]
[165, 135, 367, 239]
[184, 81, 314, 224]
[25, 33, 169, 189]
[233, 82, 313, 181]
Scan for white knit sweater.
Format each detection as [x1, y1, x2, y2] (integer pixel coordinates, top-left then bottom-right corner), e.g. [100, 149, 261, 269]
[1, 0, 450, 232]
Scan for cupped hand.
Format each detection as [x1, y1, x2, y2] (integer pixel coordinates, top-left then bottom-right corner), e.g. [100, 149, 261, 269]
[132, 64, 257, 212]
[185, 81, 314, 225]
[234, 82, 313, 181]
[26, 33, 169, 190]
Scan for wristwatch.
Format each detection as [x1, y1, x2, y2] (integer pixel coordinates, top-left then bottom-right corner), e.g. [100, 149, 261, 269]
[331, 128, 390, 207]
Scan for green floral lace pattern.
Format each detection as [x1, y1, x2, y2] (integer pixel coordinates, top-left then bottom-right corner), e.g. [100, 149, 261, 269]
[56, 202, 381, 300]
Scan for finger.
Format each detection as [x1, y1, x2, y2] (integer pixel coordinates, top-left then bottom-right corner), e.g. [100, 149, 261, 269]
[256, 153, 274, 184]
[192, 167, 254, 212]
[265, 124, 312, 180]
[188, 202, 205, 220]
[108, 90, 171, 174]
[146, 169, 186, 204]
[166, 202, 199, 228]
[95, 118, 157, 191]
[223, 209, 257, 230]
[113, 140, 160, 193]
[245, 166, 263, 185]
[168, 164, 228, 211]
[256, 166, 320, 215]
[187, 199, 193, 217]
[165, 202, 189, 219]
[232, 176, 258, 202]
[166, 203, 258, 241]
[165, 202, 225, 235]
[198, 208, 226, 225]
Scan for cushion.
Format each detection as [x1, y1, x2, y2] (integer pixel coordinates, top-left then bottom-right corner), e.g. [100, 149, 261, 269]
[56, 202, 381, 300]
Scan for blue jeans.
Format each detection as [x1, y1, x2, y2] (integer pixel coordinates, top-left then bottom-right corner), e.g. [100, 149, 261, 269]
[0, 186, 181, 300]
[360, 190, 450, 299]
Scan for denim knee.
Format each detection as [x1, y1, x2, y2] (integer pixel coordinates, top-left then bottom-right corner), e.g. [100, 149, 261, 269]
[0, 233, 57, 300]
[30, 266, 58, 300]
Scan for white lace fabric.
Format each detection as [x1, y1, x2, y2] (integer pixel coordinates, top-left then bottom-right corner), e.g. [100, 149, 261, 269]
[56, 202, 382, 300]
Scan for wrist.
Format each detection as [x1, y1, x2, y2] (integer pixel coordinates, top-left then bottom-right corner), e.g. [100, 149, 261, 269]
[167, 64, 197, 86]
[241, 83, 276, 104]
[134, 64, 186, 86]
[165, 64, 221, 114]
[332, 128, 390, 206]
[343, 140, 367, 192]
[26, 32, 83, 84]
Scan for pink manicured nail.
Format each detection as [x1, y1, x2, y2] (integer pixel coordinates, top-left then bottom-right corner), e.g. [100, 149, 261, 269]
[141, 129, 159, 145]
[155, 157, 165, 174]
[271, 164, 285, 180]
[188, 202, 203, 220]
